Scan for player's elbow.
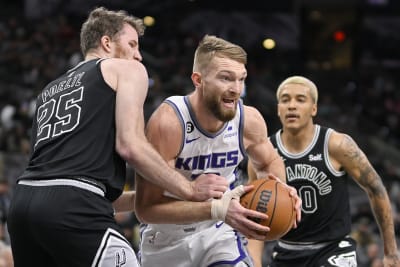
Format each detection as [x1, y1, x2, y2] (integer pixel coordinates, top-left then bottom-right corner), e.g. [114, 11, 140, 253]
[116, 137, 140, 165]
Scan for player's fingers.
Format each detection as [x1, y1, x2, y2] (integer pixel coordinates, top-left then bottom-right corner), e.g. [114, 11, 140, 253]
[244, 208, 268, 221]
[243, 230, 269, 241]
[267, 173, 282, 183]
[242, 184, 255, 193]
[286, 186, 297, 197]
[294, 196, 302, 222]
[205, 173, 229, 184]
[209, 190, 223, 199]
[213, 176, 229, 187]
[238, 218, 270, 237]
[212, 184, 228, 193]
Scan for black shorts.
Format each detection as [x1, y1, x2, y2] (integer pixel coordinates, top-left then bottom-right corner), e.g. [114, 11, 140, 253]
[269, 236, 357, 267]
[7, 179, 139, 267]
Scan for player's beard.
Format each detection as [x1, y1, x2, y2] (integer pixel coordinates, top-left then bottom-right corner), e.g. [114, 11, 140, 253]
[204, 92, 237, 122]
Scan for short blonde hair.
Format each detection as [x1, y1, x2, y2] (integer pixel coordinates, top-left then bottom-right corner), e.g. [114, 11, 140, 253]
[80, 6, 145, 56]
[193, 34, 247, 72]
[276, 76, 318, 104]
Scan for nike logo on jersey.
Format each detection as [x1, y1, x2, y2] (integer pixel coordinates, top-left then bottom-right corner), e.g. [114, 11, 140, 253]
[185, 136, 200, 144]
[215, 221, 224, 228]
[338, 240, 352, 248]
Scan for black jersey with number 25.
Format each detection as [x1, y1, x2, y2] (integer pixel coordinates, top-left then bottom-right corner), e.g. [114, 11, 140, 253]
[19, 58, 125, 201]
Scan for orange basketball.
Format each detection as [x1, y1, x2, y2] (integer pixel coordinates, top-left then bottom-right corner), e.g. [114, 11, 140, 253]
[240, 179, 296, 241]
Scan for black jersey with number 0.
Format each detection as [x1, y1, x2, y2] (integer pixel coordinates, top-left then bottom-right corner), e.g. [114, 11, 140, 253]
[19, 58, 125, 201]
[270, 125, 352, 243]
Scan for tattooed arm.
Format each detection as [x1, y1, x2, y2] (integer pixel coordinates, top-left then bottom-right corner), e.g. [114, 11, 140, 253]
[329, 131, 400, 267]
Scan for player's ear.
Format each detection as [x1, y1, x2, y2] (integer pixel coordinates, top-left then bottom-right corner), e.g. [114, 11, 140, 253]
[191, 72, 202, 88]
[311, 103, 317, 117]
[101, 35, 112, 52]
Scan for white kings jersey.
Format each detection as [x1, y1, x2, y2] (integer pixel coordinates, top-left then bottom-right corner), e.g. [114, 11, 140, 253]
[164, 95, 246, 198]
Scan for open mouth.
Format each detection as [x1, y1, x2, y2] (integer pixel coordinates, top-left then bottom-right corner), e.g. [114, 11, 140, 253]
[222, 98, 236, 108]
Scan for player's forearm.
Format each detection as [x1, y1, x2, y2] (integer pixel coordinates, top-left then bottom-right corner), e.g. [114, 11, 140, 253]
[267, 156, 286, 183]
[137, 200, 211, 224]
[113, 191, 135, 212]
[247, 239, 264, 267]
[368, 192, 398, 256]
[119, 140, 193, 201]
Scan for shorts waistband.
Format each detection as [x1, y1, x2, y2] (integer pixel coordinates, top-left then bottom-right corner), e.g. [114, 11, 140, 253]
[147, 220, 221, 236]
[277, 240, 331, 250]
[18, 178, 105, 197]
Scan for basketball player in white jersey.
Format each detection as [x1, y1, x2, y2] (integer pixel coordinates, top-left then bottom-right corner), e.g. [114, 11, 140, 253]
[134, 35, 302, 267]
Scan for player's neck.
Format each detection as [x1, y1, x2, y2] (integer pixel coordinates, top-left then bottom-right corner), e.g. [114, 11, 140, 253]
[281, 123, 316, 153]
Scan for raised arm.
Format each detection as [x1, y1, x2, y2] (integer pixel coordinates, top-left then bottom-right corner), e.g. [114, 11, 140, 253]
[329, 131, 399, 266]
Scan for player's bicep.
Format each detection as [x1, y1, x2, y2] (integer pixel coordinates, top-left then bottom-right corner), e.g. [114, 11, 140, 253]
[331, 133, 385, 196]
[135, 104, 181, 212]
[145, 103, 182, 164]
[111, 60, 149, 154]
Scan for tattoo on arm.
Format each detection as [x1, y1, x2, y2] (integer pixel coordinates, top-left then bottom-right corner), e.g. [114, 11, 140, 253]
[341, 136, 397, 255]
[341, 135, 386, 198]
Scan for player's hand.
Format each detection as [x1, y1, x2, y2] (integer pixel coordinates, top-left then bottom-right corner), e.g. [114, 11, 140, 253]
[383, 253, 400, 267]
[286, 185, 301, 228]
[213, 185, 270, 240]
[190, 173, 228, 201]
[267, 173, 302, 228]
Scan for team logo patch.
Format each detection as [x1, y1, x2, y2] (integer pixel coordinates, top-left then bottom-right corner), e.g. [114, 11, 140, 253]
[115, 249, 126, 267]
[327, 251, 356, 267]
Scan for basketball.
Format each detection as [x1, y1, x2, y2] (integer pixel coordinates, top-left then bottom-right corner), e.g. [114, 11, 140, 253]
[240, 179, 296, 241]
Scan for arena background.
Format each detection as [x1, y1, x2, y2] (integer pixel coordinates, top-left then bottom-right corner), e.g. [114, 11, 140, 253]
[0, 0, 399, 266]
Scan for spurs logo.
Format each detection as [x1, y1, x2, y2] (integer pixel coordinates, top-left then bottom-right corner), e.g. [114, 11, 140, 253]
[115, 249, 126, 267]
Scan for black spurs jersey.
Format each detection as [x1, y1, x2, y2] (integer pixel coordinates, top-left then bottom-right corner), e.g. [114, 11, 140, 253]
[270, 125, 352, 243]
[19, 58, 125, 201]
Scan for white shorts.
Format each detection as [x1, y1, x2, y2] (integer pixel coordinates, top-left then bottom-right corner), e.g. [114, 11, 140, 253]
[139, 221, 252, 267]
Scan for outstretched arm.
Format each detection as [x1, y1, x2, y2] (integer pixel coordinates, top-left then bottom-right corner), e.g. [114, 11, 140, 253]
[330, 131, 399, 266]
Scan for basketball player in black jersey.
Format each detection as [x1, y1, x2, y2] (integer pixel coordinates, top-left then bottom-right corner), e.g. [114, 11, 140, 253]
[7, 7, 229, 267]
[247, 76, 399, 267]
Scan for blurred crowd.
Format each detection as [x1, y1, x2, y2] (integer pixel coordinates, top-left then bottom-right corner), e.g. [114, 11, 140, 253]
[0, 4, 399, 267]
